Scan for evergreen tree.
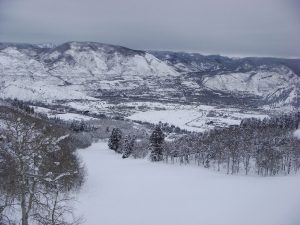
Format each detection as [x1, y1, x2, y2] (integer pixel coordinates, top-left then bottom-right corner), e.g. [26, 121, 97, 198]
[122, 135, 135, 159]
[108, 128, 122, 153]
[149, 126, 165, 162]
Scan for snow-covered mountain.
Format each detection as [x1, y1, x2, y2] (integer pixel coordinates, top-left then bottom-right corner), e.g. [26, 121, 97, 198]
[151, 51, 300, 109]
[0, 42, 299, 109]
[0, 42, 178, 102]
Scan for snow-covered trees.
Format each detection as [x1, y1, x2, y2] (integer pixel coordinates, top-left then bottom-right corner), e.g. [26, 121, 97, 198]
[122, 135, 135, 159]
[105, 111, 299, 176]
[149, 126, 165, 162]
[162, 112, 300, 176]
[108, 128, 123, 153]
[0, 115, 84, 225]
[107, 125, 165, 161]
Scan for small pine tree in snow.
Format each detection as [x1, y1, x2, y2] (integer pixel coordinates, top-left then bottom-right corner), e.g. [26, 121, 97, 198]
[108, 128, 122, 153]
[149, 126, 165, 162]
[122, 135, 135, 159]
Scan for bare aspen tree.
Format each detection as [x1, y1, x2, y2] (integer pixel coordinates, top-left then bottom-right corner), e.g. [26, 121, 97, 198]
[0, 117, 84, 225]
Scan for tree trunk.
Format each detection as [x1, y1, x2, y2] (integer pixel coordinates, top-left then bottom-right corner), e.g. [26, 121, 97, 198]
[21, 191, 28, 225]
[51, 191, 59, 225]
[227, 157, 230, 174]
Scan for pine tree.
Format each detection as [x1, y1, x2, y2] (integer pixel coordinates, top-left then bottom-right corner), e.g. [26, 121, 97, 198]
[149, 126, 165, 162]
[122, 135, 135, 159]
[108, 128, 122, 153]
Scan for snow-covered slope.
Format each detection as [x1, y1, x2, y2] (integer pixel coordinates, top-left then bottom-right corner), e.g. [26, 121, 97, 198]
[0, 45, 94, 102]
[0, 42, 299, 109]
[0, 42, 178, 103]
[75, 141, 300, 225]
[40, 42, 178, 77]
[202, 68, 299, 107]
[152, 51, 300, 109]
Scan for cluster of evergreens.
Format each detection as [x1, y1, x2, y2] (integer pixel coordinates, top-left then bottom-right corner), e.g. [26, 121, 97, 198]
[108, 126, 166, 161]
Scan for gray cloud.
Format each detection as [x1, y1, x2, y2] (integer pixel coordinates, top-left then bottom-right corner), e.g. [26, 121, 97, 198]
[0, 0, 299, 57]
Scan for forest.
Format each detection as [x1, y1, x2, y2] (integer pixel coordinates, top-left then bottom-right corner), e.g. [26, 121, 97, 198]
[109, 112, 300, 176]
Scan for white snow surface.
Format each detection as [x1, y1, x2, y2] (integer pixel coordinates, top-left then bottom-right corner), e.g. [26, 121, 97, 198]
[294, 129, 300, 139]
[127, 108, 268, 132]
[202, 68, 299, 99]
[75, 141, 300, 225]
[49, 113, 96, 121]
[0, 43, 179, 103]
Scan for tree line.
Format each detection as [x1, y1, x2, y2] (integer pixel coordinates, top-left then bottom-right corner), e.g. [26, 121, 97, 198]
[109, 112, 300, 176]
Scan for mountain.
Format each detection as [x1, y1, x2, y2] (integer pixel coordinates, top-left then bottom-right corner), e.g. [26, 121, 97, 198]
[150, 51, 300, 75]
[0, 42, 299, 110]
[151, 51, 300, 108]
[0, 42, 178, 103]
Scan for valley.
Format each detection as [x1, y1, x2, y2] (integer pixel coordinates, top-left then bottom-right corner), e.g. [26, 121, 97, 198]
[0, 42, 299, 116]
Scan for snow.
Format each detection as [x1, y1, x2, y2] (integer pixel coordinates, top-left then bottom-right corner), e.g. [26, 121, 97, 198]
[0, 79, 96, 103]
[127, 108, 268, 132]
[1, 43, 299, 109]
[0, 42, 179, 104]
[202, 69, 300, 107]
[55, 134, 70, 143]
[33, 106, 101, 121]
[129, 109, 206, 131]
[75, 141, 300, 225]
[33, 107, 101, 122]
[33, 106, 53, 114]
[66, 101, 108, 114]
[294, 129, 300, 139]
[49, 113, 96, 121]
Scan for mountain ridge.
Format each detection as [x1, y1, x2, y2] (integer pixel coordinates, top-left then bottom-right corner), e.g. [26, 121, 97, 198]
[0, 41, 299, 110]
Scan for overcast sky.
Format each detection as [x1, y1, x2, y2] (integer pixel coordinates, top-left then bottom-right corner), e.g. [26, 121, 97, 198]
[0, 0, 299, 57]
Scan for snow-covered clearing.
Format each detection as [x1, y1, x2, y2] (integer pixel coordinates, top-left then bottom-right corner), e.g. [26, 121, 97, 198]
[75, 141, 300, 225]
[48, 113, 96, 121]
[127, 109, 268, 132]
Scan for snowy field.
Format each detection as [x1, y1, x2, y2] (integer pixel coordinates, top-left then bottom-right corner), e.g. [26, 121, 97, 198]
[75, 141, 300, 225]
[127, 108, 268, 132]
[33, 102, 269, 131]
[33, 106, 99, 121]
[48, 113, 96, 121]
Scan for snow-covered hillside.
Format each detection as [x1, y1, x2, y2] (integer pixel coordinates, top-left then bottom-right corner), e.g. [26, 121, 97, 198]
[152, 51, 300, 109]
[0, 42, 299, 109]
[40, 42, 178, 77]
[202, 68, 299, 106]
[75, 141, 300, 225]
[127, 106, 268, 132]
[0, 46, 95, 102]
[0, 42, 178, 103]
